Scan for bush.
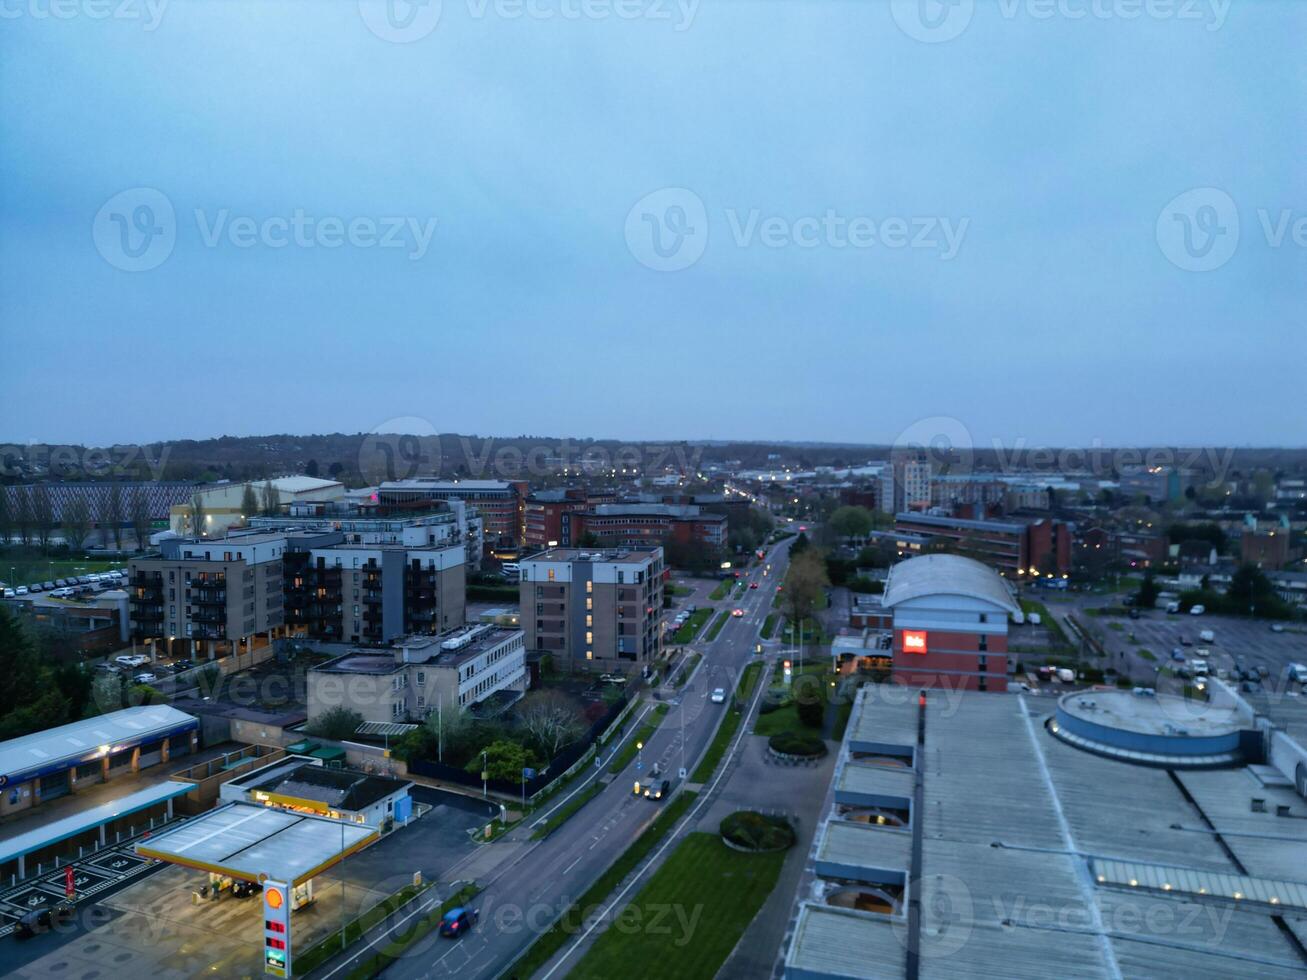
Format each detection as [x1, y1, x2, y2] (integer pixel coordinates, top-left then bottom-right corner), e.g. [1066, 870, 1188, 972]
[768, 731, 827, 758]
[305, 705, 363, 741]
[719, 810, 796, 851]
[796, 696, 824, 729]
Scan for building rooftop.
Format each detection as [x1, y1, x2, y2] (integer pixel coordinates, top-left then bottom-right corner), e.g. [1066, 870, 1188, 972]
[244, 761, 410, 812]
[882, 553, 1019, 614]
[787, 687, 1307, 980]
[1058, 689, 1248, 738]
[312, 626, 522, 674]
[380, 479, 515, 492]
[521, 546, 661, 564]
[136, 802, 377, 886]
[0, 705, 197, 784]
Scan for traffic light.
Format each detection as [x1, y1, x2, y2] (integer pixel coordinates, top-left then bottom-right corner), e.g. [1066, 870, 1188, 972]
[263, 880, 292, 977]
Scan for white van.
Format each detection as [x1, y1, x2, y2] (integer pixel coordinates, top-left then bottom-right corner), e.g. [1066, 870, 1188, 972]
[1191, 659, 1208, 676]
[1198, 629, 1215, 643]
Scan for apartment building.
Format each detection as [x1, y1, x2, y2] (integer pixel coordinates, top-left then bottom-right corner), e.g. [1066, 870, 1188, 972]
[878, 459, 931, 514]
[523, 488, 606, 549]
[893, 512, 1072, 577]
[129, 532, 301, 659]
[374, 479, 527, 552]
[288, 542, 465, 646]
[518, 547, 664, 673]
[306, 625, 527, 725]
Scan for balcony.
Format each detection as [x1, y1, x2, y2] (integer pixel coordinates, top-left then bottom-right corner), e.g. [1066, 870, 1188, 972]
[192, 607, 225, 625]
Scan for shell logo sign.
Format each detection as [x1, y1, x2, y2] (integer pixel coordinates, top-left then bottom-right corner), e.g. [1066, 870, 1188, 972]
[902, 630, 928, 654]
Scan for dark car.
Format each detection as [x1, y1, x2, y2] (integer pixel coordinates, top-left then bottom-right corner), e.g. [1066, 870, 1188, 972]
[15, 902, 73, 939]
[1128, 608, 1140, 619]
[172, 659, 196, 671]
[439, 907, 478, 938]
[643, 778, 671, 801]
[1179, 637, 1193, 646]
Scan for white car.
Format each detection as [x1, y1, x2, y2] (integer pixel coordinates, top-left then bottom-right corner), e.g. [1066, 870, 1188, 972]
[710, 688, 726, 703]
[132, 672, 157, 684]
[115, 654, 149, 668]
[15, 586, 28, 596]
[1189, 604, 1205, 615]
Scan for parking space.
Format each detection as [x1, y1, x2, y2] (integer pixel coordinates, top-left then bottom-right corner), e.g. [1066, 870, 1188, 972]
[0, 842, 157, 940]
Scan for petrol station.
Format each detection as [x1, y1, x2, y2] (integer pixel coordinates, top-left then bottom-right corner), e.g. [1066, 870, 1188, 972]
[135, 802, 377, 975]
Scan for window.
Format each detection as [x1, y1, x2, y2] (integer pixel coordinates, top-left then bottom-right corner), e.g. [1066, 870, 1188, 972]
[586, 631, 593, 644]
[547, 568, 555, 582]
[979, 634, 988, 652]
[586, 615, 592, 627]
[585, 597, 592, 610]
[416, 672, 425, 684]
[586, 581, 592, 594]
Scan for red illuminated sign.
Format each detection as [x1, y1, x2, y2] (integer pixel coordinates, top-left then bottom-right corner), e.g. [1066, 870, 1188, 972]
[902, 630, 928, 654]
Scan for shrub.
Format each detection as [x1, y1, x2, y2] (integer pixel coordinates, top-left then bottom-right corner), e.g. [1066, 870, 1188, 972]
[768, 731, 827, 758]
[305, 706, 363, 741]
[720, 810, 796, 851]
[796, 696, 824, 729]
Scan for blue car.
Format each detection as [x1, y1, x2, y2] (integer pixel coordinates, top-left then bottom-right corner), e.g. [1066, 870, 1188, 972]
[439, 907, 478, 938]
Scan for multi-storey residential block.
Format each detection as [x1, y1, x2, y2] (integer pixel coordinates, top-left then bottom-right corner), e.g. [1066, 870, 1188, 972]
[129, 532, 298, 659]
[518, 547, 664, 673]
[307, 625, 526, 725]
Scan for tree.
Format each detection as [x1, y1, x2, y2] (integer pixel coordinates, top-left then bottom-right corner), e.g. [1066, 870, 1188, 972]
[62, 496, 92, 551]
[13, 487, 33, 546]
[0, 607, 74, 740]
[305, 705, 364, 740]
[99, 483, 125, 550]
[828, 506, 875, 542]
[305, 458, 320, 478]
[129, 486, 151, 551]
[0, 488, 10, 546]
[1136, 569, 1160, 609]
[782, 549, 829, 635]
[516, 690, 584, 760]
[240, 483, 260, 524]
[467, 739, 541, 783]
[789, 532, 811, 557]
[187, 493, 206, 537]
[31, 484, 54, 551]
[261, 479, 279, 516]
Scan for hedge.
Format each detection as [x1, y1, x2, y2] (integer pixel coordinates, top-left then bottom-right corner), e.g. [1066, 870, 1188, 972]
[719, 810, 796, 852]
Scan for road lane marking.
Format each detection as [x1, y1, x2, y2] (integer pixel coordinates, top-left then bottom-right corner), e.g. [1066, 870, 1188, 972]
[563, 855, 583, 874]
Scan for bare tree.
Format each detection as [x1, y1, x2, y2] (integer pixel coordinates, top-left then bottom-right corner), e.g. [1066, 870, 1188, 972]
[240, 483, 260, 524]
[0, 488, 11, 547]
[516, 690, 584, 759]
[188, 493, 206, 537]
[100, 483, 125, 550]
[62, 496, 92, 551]
[14, 487, 33, 546]
[260, 479, 279, 517]
[128, 487, 151, 552]
[31, 484, 54, 551]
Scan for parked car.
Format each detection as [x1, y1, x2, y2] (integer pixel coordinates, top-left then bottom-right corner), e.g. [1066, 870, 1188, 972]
[115, 654, 149, 668]
[132, 672, 157, 684]
[1198, 629, 1215, 643]
[55, 578, 69, 587]
[1128, 608, 1140, 619]
[15, 902, 73, 939]
[172, 658, 196, 671]
[1189, 604, 1206, 615]
[438, 907, 478, 938]
[94, 662, 121, 674]
[1271, 623, 1285, 633]
[1170, 649, 1185, 662]
[1179, 637, 1193, 646]
[28, 583, 45, 593]
[643, 778, 671, 801]
[15, 586, 28, 596]
[599, 673, 627, 685]
[1, 588, 14, 598]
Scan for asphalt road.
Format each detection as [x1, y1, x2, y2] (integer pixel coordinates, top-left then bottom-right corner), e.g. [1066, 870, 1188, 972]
[354, 539, 793, 980]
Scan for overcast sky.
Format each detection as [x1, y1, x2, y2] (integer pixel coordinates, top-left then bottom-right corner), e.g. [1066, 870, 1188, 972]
[1, 0, 1303, 450]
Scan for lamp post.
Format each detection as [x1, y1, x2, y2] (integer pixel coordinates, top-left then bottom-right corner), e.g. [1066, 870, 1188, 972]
[482, 749, 488, 799]
[636, 740, 644, 770]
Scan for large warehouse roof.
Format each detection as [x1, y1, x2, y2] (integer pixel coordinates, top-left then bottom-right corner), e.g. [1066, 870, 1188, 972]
[136, 803, 377, 886]
[0, 705, 197, 784]
[882, 553, 1019, 614]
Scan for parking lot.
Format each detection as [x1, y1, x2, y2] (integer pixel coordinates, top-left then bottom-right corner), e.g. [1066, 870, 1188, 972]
[1083, 607, 1307, 692]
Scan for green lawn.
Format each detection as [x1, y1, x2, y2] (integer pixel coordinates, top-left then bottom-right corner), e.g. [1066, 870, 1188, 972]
[704, 611, 730, 641]
[709, 579, 732, 600]
[690, 662, 761, 783]
[1138, 648, 1157, 662]
[666, 583, 692, 597]
[503, 792, 699, 980]
[760, 613, 777, 639]
[608, 705, 669, 774]
[672, 608, 714, 644]
[568, 833, 786, 980]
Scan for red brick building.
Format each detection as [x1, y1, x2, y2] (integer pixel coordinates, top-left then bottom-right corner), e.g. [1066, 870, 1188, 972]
[882, 553, 1019, 692]
[894, 512, 1072, 578]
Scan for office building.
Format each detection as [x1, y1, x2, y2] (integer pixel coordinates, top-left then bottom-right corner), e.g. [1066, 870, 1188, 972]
[307, 625, 526, 725]
[374, 479, 527, 553]
[894, 512, 1072, 577]
[169, 475, 345, 536]
[569, 504, 727, 552]
[518, 547, 664, 673]
[880, 553, 1019, 692]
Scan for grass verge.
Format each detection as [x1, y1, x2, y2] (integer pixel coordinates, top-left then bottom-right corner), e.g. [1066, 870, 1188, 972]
[608, 704, 670, 774]
[295, 880, 435, 974]
[760, 613, 777, 639]
[705, 611, 730, 642]
[330, 882, 481, 980]
[673, 608, 714, 644]
[533, 781, 605, 840]
[568, 833, 785, 980]
[502, 791, 699, 980]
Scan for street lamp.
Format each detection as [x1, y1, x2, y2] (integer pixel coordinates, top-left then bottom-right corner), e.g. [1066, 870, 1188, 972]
[636, 740, 644, 769]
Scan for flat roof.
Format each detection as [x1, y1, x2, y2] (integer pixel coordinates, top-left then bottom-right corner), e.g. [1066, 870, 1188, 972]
[521, 547, 661, 563]
[1059, 689, 1247, 737]
[817, 820, 911, 873]
[136, 803, 377, 886]
[0, 781, 193, 864]
[836, 761, 915, 801]
[0, 705, 197, 784]
[882, 553, 1019, 614]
